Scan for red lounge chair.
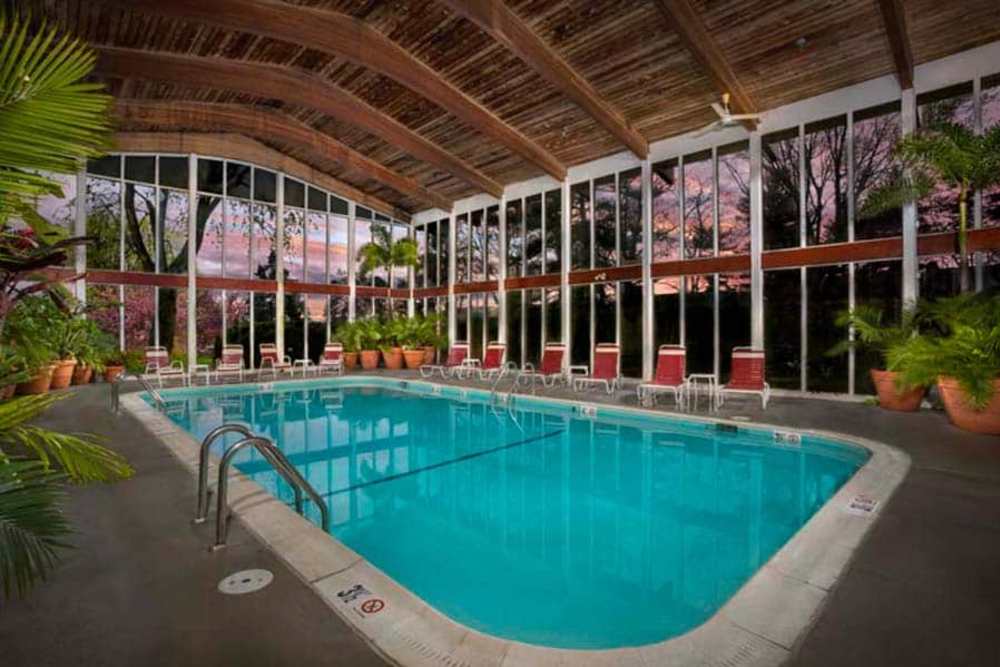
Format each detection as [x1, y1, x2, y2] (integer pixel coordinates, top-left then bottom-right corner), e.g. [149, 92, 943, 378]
[420, 342, 469, 379]
[142, 346, 187, 387]
[718, 347, 770, 409]
[517, 343, 566, 387]
[572, 343, 621, 394]
[215, 344, 245, 383]
[472, 342, 509, 381]
[259, 343, 292, 380]
[637, 345, 686, 407]
[318, 342, 344, 375]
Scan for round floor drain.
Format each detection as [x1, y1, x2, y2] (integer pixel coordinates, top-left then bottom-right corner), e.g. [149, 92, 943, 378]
[218, 569, 273, 595]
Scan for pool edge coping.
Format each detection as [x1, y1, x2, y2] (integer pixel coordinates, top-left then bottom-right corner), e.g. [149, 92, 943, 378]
[121, 376, 911, 667]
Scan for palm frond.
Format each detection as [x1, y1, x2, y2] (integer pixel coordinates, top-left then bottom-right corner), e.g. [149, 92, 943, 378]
[0, 459, 71, 599]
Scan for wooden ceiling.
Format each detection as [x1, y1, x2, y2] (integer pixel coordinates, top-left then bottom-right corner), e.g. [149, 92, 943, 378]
[36, 0, 1000, 215]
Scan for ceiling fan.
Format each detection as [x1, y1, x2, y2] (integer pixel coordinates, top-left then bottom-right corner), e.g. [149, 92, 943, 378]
[693, 93, 760, 136]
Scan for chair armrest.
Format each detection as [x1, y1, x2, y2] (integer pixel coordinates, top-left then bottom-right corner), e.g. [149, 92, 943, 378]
[462, 359, 480, 367]
[568, 365, 589, 376]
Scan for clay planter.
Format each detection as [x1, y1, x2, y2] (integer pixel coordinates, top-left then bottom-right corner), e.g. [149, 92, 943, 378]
[403, 349, 426, 369]
[938, 376, 1000, 435]
[343, 352, 359, 370]
[17, 365, 54, 395]
[1, 384, 15, 400]
[72, 364, 94, 385]
[103, 365, 125, 383]
[50, 359, 78, 390]
[423, 346, 436, 364]
[360, 350, 381, 370]
[871, 369, 925, 412]
[383, 347, 404, 370]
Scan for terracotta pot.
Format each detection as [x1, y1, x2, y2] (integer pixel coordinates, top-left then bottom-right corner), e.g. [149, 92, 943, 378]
[50, 359, 77, 390]
[17, 365, 54, 395]
[871, 369, 925, 412]
[423, 346, 436, 364]
[103, 365, 125, 383]
[383, 347, 404, 370]
[0, 384, 15, 400]
[360, 350, 381, 370]
[937, 376, 1000, 435]
[343, 352, 359, 370]
[404, 349, 426, 369]
[72, 364, 94, 385]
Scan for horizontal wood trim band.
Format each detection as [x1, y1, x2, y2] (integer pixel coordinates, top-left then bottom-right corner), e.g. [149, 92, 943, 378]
[356, 285, 391, 298]
[569, 264, 644, 284]
[454, 280, 501, 294]
[413, 286, 450, 298]
[504, 274, 561, 290]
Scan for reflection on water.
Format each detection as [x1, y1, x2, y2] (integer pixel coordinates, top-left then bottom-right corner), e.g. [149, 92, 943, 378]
[165, 386, 863, 649]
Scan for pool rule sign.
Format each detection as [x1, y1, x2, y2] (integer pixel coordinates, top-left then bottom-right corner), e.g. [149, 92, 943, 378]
[337, 583, 386, 618]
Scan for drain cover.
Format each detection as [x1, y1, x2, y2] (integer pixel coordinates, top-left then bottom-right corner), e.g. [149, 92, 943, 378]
[218, 569, 273, 595]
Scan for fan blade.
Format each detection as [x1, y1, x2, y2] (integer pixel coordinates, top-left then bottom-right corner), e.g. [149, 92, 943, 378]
[692, 121, 721, 137]
[727, 113, 761, 121]
[710, 102, 726, 118]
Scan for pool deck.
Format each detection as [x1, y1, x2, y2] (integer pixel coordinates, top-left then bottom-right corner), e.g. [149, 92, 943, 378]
[3, 373, 999, 666]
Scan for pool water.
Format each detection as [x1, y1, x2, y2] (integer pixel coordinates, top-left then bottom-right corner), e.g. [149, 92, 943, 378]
[158, 379, 866, 649]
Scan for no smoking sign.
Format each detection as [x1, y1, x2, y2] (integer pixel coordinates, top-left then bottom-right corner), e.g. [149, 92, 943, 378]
[337, 583, 387, 617]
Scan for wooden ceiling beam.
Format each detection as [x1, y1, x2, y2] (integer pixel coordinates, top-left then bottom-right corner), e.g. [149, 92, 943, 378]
[439, 0, 648, 159]
[98, 0, 566, 181]
[653, 0, 758, 128]
[114, 100, 453, 211]
[95, 46, 501, 199]
[876, 0, 914, 90]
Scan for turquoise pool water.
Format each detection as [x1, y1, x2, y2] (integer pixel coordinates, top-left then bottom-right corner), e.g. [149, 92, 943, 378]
[156, 379, 867, 649]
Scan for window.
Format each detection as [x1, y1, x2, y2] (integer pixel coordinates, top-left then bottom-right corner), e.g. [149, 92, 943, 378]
[683, 151, 713, 258]
[917, 83, 974, 233]
[283, 207, 304, 282]
[370, 222, 389, 287]
[439, 218, 450, 286]
[506, 200, 523, 277]
[196, 289, 224, 358]
[160, 190, 190, 273]
[525, 194, 543, 276]
[620, 281, 642, 377]
[854, 261, 902, 394]
[593, 176, 617, 267]
[124, 183, 156, 273]
[305, 210, 327, 284]
[426, 220, 438, 287]
[253, 204, 277, 279]
[225, 292, 252, 367]
[455, 295, 468, 342]
[652, 159, 680, 261]
[197, 159, 224, 195]
[594, 282, 616, 344]
[718, 142, 750, 255]
[806, 264, 849, 392]
[764, 269, 802, 390]
[456, 213, 469, 283]
[329, 215, 348, 284]
[196, 194, 223, 276]
[983, 74, 1000, 228]
[507, 290, 523, 367]
[125, 156, 155, 184]
[544, 189, 562, 274]
[470, 293, 484, 360]
[227, 162, 252, 199]
[804, 115, 848, 245]
[854, 102, 902, 239]
[685, 275, 714, 374]
[763, 128, 800, 250]
[85, 177, 121, 270]
[355, 218, 372, 285]
[570, 182, 591, 270]
[392, 223, 409, 289]
[718, 273, 751, 381]
[619, 169, 642, 265]
[415, 225, 426, 288]
[525, 289, 542, 366]
[486, 206, 500, 280]
[253, 169, 277, 204]
[653, 278, 680, 348]
[571, 286, 590, 367]
[225, 199, 251, 278]
[470, 210, 484, 282]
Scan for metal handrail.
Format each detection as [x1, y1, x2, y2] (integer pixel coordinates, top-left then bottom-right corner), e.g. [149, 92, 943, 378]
[195, 423, 272, 522]
[110, 371, 166, 413]
[211, 435, 330, 550]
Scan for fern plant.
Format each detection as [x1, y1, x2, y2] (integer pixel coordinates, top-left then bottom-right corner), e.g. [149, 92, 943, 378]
[830, 303, 921, 363]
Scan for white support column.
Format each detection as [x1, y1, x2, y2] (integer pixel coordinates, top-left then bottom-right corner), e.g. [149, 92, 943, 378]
[408, 222, 416, 319]
[973, 76, 984, 291]
[901, 88, 919, 306]
[560, 178, 571, 369]
[73, 168, 87, 303]
[498, 196, 508, 343]
[749, 131, 765, 349]
[275, 174, 285, 352]
[447, 208, 457, 345]
[640, 159, 654, 380]
[186, 154, 198, 370]
[347, 201, 356, 321]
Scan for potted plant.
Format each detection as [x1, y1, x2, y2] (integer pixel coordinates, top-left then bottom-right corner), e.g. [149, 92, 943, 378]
[73, 325, 112, 385]
[400, 317, 427, 370]
[102, 350, 126, 383]
[333, 321, 361, 370]
[356, 318, 383, 370]
[831, 304, 925, 411]
[889, 293, 1000, 434]
[382, 317, 405, 370]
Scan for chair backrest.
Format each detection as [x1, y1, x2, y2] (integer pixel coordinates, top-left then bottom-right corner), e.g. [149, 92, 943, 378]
[540, 343, 566, 375]
[730, 347, 765, 388]
[446, 343, 469, 366]
[221, 345, 243, 366]
[259, 343, 279, 363]
[655, 345, 686, 385]
[592, 343, 620, 380]
[323, 343, 343, 361]
[482, 342, 506, 370]
[145, 346, 169, 369]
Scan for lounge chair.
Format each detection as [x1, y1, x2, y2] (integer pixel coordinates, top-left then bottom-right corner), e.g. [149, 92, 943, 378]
[572, 343, 621, 394]
[259, 343, 292, 380]
[142, 346, 187, 387]
[469, 342, 509, 381]
[516, 342, 566, 387]
[717, 347, 770, 409]
[318, 342, 344, 375]
[215, 344, 245, 383]
[637, 345, 686, 407]
[419, 342, 469, 379]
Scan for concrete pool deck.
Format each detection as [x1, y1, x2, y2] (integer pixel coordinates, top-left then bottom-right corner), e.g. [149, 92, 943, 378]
[3, 375, 999, 666]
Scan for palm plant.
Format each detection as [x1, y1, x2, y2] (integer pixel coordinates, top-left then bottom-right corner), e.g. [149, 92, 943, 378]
[357, 223, 419, 301]
[830, 303, 921, 361]
[0, 6, 129, 599]
[860, 121, 1000, 293]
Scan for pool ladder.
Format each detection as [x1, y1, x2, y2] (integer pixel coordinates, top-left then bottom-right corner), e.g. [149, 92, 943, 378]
[489, 374, 524, 433]
[195, 424, 330, 550]
[110, 371, 166, 413]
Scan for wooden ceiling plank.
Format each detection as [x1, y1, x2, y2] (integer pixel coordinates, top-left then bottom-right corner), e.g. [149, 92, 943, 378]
[876, 0, 914, 90]
[115, 99, 452, 211]
[440, 0, 648, 159]
[653, 0, 758, 128]
[99, 0, 567, 180]
[95, 46, 502, 198]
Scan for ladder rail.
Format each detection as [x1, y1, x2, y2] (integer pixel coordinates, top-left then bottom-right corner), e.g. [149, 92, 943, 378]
[195, 423, 261, 523]
[212, 435, 329, 550]
[110, 371, 166, 413]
